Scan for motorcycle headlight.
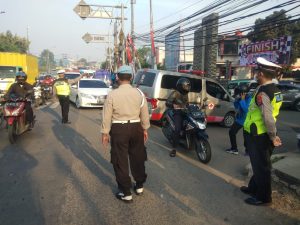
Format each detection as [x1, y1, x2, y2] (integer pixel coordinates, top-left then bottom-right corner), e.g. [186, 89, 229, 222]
[196, 121, 207, 129]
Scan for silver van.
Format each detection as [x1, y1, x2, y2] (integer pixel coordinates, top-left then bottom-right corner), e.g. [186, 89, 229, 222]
[133, 69, 236, 127]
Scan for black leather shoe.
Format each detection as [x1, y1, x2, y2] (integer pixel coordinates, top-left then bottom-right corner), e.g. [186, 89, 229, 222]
[169, 149, 176, 157]
[115, 192, 133, 203]
[244, 197, 271, 206]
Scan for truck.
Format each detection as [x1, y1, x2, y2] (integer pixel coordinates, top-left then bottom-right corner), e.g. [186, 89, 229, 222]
[0, 52, 39, 96]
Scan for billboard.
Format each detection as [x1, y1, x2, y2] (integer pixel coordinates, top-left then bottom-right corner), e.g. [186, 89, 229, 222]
[239, 36, 292, 66]
[165, 27, 180, 71]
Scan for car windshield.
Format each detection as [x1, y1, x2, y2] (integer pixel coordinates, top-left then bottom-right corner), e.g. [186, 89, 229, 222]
[65, 73, 80, 80]
[79, 80, 108, 88]
[0, 66, 17, 78]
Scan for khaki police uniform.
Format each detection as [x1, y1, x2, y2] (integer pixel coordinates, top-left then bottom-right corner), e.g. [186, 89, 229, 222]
[101, 84, 150, 196]
[53, 76, 82, 123]
[244, 81, 282, 203]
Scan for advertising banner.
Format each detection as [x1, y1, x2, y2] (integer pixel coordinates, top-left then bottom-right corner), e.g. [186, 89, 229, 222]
[239, 36, 292, 66]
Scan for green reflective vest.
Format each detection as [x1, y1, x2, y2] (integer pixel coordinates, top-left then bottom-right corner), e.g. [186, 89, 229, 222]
[54, 80, 70, 96]
[244, 85, 282, 135]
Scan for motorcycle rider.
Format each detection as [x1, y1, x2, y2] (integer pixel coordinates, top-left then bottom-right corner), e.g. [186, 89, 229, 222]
[166, 78, 191, 157]
[5, 71, 34, 127]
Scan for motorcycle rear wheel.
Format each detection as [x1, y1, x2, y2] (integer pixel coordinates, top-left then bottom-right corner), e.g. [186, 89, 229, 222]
[195, 138, 211, 164]
[8, 123, 17, 144]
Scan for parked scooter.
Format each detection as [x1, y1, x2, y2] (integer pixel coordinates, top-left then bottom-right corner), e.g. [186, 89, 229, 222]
[3, 97, 34, 144]
[161, 100, 212, 164]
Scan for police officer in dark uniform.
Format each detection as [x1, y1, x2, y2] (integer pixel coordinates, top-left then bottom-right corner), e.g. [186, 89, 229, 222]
[101, 65, 150, 203]
[166, 78, 191, 157]
[241, 57, 283, 206]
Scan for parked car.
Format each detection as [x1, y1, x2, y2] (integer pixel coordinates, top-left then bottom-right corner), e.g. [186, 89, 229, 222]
[69, 79, 110, 108]
[133, 69, 236, 127]
[277, 83, 300, 111]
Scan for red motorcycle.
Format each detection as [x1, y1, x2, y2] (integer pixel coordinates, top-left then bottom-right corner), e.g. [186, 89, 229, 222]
[3, 97, 33, 144]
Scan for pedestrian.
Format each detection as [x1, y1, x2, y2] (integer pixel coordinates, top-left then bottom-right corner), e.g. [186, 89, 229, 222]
[240, 57, 283, 206]
[53, 70, 82, 124]
[225, 84, 251, 155]
[101, 65, 150, 203]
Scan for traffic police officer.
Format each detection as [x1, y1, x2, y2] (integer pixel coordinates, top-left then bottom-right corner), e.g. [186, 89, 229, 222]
[101, 65, 150, 203]
[53, 70, 82, 124]
[241, 57, 283, 206]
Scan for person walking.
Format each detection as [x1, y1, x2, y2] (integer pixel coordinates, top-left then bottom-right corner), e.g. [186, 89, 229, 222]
[53, 70, 82, 124]
[225, 84, 251, 155]
[241, 57, 283, 206]
[101, 65, 150, 203]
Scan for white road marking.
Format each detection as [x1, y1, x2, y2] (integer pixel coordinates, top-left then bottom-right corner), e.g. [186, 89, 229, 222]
[148, 138, 245, 188]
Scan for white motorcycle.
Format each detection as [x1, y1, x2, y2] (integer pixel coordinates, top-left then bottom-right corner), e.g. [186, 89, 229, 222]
[33, 85, 44, 107]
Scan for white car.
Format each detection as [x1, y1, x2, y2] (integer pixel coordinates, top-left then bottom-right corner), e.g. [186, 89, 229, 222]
[70, 79, 110, 108]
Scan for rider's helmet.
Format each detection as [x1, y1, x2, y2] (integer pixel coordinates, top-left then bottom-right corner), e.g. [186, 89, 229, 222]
[16, 71, 27, 83]
[234, 83, 249, 96]
[176, 78, 191, 95]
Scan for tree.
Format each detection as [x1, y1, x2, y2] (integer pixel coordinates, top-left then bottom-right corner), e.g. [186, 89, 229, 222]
[137, 47, 151, 68]
[78, 58, 88, 67]
[39, 49, 56, 73]
[0, 30, 29, 53]
[101, 61, 108, 69]
[248, 10, 300, 64]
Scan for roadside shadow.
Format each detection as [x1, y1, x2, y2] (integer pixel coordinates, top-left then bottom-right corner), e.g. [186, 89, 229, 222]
[0, 145, 44, 225]
[51, 119, 116, 193]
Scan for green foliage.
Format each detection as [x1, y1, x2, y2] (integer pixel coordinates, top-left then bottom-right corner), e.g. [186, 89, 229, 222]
[78, 58, 88, 67]
[39, 49, 56, 73]
[248, 10, 300, 64]
[0, 31, 29, 53]
[137, 47, 151, 68]
[101, 61, 108, 69]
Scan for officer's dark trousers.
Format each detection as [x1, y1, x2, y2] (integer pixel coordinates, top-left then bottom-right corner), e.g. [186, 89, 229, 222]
[110, 122, 147, 195]
[173, 110, 183, 148]
[246, 133, 274, 202]
[229, 122, 243, 149]
[58, 95, 70, 123]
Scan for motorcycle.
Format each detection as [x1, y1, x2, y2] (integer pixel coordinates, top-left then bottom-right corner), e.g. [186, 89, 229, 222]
[3, 97, 34, 144]
[43, 85, 52, 100]
[161, 103, 212, 164]
[33, 85, 45, 107]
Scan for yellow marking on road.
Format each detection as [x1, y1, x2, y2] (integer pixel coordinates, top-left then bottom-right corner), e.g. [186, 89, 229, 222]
[149, 139, 245, 188]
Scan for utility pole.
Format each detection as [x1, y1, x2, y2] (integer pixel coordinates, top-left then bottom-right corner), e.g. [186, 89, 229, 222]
[150, 0, 157, 69]
[131, 0, 135, 40]
[121, 3, 125, 65]
[114, 21, 118, 72]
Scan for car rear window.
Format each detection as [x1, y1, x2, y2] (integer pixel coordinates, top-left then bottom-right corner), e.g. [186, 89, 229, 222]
[79, 80, 108, 88]
[160, 75, 202, 92]
[65, 73, 80, 80]
[134, 71, 156, 87]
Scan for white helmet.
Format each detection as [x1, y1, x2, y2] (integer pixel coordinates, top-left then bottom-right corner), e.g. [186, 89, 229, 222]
[57, 69, 65, 74]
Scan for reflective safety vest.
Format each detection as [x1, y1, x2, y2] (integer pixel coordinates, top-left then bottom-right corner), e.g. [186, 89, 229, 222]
[244, 84, 282, 135]
[54, 80, 70, 96]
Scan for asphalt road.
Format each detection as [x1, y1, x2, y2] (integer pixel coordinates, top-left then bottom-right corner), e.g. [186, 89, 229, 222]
[0, 104, 299, 225]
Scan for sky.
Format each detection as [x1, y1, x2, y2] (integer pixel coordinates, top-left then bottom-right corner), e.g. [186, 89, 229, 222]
[0, 0, 298, 62]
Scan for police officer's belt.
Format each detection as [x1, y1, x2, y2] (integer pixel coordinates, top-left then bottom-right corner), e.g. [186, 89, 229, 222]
[112, 119, 140, 124]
